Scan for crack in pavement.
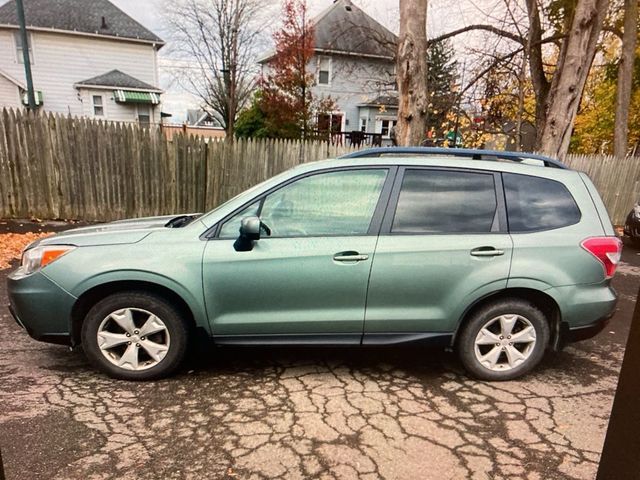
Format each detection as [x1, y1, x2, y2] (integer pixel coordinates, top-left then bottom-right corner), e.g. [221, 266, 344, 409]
[0, 255, 637, 479]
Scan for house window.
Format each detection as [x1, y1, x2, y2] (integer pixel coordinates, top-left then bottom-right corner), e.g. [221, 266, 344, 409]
[318, 56, 331, 85]
[380, 119, 397, 137]
[317, 113, 343, 137]
[138, 105, 151, 127]
[14, 31, 33, 64]
[360, 118, 367, 132]
[92, 95, 104, 116]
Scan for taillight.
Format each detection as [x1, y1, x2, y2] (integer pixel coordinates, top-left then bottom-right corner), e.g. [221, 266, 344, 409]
[580, 237, 623, 278]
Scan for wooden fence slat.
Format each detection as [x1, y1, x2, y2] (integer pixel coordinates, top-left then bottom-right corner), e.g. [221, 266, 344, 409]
[0, 108, 637, 225]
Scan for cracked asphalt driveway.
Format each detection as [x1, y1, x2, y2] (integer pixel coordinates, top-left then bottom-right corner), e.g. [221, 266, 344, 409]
[0, 229, 638, 480]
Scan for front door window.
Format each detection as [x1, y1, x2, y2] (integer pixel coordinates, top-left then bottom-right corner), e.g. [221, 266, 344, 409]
[219, 169, 387, 238]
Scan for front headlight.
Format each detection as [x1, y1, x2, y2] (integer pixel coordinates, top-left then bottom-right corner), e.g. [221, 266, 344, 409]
[20, 245, 75, 275]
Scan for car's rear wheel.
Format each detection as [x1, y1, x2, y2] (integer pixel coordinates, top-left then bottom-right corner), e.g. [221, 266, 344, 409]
[81, 292, 189, 380]
[457, 299, 550, 381]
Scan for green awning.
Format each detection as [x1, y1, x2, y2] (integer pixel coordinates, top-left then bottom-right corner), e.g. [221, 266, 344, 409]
[21, 90, 43, 106]
[114, 90, 160, 105]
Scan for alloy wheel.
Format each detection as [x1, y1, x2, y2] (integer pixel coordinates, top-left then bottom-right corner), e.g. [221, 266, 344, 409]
[96, 307, 170, 371]
[473, 314, 537, 372]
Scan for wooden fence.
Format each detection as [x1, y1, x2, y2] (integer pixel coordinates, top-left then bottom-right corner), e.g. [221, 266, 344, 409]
[0, 108, 638, 225]
[562, 154, 640, 227]
[0, 109, 356, 222]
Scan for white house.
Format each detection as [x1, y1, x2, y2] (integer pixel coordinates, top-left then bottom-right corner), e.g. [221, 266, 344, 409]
[0, 0, 164, 126]
[260, 0, 398, 144]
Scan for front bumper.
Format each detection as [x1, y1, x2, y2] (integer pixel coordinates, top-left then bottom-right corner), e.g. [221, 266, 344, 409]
[7, 268, 76, 346]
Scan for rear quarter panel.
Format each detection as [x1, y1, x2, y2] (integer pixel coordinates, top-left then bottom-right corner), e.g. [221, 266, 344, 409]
[507, 170, 609, 289]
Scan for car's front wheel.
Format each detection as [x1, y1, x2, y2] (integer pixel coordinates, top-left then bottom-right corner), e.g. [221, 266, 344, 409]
[81, 291, 189, 380]
[457, 299, 550, 381]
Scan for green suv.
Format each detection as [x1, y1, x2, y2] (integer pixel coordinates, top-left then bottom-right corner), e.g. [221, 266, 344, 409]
[7, 148, 621, 381]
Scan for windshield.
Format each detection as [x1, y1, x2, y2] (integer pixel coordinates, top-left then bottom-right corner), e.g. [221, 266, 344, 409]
[197, 168, 301, 227]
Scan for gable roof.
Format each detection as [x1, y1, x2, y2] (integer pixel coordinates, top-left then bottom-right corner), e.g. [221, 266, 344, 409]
[259, 0, 397, 63]
[75, 69, 161, 92]
[0, 0, 164, 46]
[312, 0, 396, 59]
[186, 109, 222, 127]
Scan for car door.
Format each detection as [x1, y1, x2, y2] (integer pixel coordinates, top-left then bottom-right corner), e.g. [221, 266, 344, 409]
[363, 167, 513, 342]
[202, 167, 394, 343]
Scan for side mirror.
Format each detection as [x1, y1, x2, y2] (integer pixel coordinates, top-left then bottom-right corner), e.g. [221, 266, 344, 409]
[233, 216, 262, 252]
[240, 216, 262, 240]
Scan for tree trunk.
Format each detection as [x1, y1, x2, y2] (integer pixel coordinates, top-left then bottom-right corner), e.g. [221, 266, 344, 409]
[614, 0, 638, 158]
[396, 0, 429, 146]
[537, 0, 609, 158]
[525, 0, 551, 139]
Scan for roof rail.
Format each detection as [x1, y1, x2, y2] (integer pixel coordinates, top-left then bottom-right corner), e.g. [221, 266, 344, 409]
[339, 147, 568, 169]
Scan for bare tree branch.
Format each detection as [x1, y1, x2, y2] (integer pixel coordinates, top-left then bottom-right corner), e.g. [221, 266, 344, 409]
[163, 0, 269, 136]
[428, 24, 524, 47]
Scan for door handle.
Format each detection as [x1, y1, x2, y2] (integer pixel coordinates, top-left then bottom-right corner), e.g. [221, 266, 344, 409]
[333, 251, 369, 262]
[470, 247, 505, 257]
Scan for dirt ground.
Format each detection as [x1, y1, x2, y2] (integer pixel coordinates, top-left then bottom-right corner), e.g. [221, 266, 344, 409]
[0, 220, 638, 480]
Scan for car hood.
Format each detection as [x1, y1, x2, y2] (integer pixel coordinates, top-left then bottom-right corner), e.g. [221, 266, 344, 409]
[28, 214, 200, 249]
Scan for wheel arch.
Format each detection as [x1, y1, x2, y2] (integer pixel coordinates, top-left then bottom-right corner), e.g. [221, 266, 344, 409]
[70, 280, 204, 346]
[452, 287, 562, 350]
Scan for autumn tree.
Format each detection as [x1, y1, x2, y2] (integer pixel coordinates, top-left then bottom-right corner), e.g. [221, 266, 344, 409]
[396, 0, 429, 146]
[256, 0, 335, 139]
[571, 34, 640, 154]
[430, 0, 612, 158]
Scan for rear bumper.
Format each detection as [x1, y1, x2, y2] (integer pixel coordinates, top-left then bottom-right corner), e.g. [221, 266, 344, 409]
[550, 282, 617, 348]
[560, 310, 614, 346]
[7, 269, 75, 346]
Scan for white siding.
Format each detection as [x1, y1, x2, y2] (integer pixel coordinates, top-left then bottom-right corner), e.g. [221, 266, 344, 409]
[308, 54, 395, 130]
[0, 74, 21, 109]
[78, 88, 160, 124]
[0, 28, 160, 121]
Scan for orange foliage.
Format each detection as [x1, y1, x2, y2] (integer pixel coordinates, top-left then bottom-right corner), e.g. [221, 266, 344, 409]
[0, 232, 53, 270]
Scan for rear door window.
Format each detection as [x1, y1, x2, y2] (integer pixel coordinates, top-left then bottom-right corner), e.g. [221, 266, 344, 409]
[391, 169, 498, 233]
[503, 173, 581, 232]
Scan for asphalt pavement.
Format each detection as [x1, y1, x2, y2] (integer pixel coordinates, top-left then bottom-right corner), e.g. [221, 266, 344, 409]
[0, 223, 638, 480]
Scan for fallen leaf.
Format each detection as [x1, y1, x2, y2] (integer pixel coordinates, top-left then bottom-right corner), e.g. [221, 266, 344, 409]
[0, 232, 53, 270]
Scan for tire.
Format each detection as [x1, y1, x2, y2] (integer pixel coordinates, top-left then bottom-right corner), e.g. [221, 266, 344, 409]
[457, 299, 550, 381]
[81, 291, 189, 380]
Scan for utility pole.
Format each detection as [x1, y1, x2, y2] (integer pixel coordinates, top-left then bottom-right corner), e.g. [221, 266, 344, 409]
[16, 0, 36, 110]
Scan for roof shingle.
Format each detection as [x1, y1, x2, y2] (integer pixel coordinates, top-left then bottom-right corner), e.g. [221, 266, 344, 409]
[313, 0, 397, 59]
[76, 69, 161, 91]
[0, 0, 164, 45]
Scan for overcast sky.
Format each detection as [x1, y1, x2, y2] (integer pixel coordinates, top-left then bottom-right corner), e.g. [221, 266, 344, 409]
[1, 0, 492, 120]
[106, 0, 482, 119]
[109, 0, 475, 44]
